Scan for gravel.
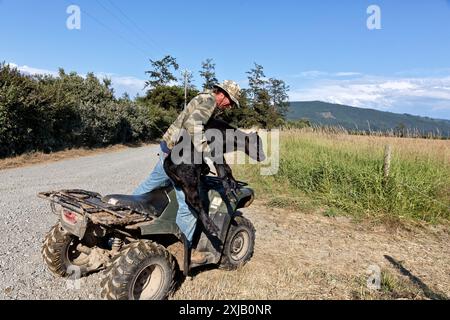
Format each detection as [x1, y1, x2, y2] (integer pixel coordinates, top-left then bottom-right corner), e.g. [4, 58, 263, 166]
[0, 145, 160, 300]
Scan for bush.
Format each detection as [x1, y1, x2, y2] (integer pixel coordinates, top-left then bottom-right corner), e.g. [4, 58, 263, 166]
[0, 63, 175, 157]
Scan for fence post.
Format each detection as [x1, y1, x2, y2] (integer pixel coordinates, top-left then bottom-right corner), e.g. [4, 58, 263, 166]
[383, 144, 392, 180]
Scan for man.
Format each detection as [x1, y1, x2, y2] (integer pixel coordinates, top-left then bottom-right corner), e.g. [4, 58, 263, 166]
[133, 80, 241, 264]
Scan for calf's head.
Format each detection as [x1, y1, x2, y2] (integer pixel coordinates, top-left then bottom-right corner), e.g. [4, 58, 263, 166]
[245, 131, 266, 162]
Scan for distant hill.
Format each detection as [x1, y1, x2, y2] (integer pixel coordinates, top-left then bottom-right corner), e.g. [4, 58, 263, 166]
[288, 101, 450, 137]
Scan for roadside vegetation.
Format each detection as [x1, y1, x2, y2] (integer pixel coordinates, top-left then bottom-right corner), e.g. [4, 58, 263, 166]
[0, 56, 289, 158]
[233, 128, 450, 224]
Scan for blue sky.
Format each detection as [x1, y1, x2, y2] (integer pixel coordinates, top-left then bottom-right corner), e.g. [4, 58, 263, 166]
[1, 0, 450, 119]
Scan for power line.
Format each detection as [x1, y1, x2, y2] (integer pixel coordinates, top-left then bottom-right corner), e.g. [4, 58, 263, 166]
[104, 0, 169, 56]
[64, 1, 154, 59]
[98, 1, 197, 95]
[94, 0, 163, 59]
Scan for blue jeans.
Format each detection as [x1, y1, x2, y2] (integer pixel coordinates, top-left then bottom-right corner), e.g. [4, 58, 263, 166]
[133, 150, 197, 246]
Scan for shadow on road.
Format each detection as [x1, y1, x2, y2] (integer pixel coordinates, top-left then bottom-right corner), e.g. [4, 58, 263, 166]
[384, 255, 448, 300]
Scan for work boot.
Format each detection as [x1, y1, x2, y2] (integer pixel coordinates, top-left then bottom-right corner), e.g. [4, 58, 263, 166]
[191, 249, 207, 264]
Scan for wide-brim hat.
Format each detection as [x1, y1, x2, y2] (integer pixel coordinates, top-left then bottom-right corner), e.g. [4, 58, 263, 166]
[214, 80, 241, 107]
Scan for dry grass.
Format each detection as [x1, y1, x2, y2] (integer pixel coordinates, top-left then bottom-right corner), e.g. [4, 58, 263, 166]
[172, 202, 450, 300]
[0, 143, 153, 171]
[282, 128, 450, 164]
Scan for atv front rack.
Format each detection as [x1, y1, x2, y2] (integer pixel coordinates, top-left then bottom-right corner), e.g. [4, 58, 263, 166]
[38, 189, 151, 227]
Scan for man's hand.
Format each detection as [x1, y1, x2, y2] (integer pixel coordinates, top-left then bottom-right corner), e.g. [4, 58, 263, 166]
[223, 177, 239, 201]
[229, 177, 238, 191]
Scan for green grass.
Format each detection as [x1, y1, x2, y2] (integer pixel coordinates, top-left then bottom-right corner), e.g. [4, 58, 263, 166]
[233, 130, 450, 223]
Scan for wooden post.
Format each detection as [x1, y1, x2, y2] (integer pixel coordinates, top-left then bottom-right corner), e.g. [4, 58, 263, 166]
[383, 144, 392, 180]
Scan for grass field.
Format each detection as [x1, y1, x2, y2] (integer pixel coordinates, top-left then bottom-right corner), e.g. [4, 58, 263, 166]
[233, 129, 450, 224]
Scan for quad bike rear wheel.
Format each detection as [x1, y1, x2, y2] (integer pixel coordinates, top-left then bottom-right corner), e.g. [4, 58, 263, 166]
[220, 215, 256, 270]
[100, 240, 177, 300]
[41, 223, 91, 277]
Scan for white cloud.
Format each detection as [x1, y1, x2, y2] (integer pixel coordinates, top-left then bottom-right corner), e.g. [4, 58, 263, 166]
[7, 63, 146, 97]
[95, 72, 146, 96]
[109, 75, 146, 97]
[294, 70, 327, 79]
[334, 72, 362, 77]
[292, 70, 362, 79]
[8, 63, 58, 77]
[290, 74, 450, 118]
[167, 79, 180, 86]
[111, 76, 146, 89]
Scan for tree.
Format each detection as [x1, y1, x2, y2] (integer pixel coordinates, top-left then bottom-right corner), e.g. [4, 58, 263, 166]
[199, 58, 218, 90]
[245, 63, 289, 128]
[141, 85, 199, 112]
[246, 63, 267, 100]
[0, 62, 167, 157]
[145, 55, 179, 89]
[143, 56, 199, 111]
[219, 90, 259, 128]
[246, 63, 272, 127]
[268, 78, 290, 118]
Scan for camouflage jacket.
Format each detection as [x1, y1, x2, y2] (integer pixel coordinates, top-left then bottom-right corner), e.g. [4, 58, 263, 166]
[162, 90, 219, 154]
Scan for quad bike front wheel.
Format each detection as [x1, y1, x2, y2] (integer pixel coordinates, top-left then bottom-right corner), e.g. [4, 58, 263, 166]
[41, 223, 91, 277]
[220, 215, 256, 270]
[100, 240, 177, 300]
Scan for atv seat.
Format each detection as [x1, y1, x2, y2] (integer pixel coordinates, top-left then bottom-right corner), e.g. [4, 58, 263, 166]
[102, 186, 172, 217]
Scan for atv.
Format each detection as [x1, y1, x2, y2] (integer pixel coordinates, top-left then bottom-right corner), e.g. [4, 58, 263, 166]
[38, 176, 256, 300]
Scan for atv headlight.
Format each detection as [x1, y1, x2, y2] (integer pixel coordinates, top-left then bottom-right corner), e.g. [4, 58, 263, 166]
[237, 188, 255, 208]
[243, 193, 255, 208]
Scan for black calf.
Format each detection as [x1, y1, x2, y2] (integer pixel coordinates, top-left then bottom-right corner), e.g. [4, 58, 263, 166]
[163, 118, 265, 236]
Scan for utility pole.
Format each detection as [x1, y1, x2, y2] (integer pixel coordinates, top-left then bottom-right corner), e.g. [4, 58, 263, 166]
[182, 69, 190, 110]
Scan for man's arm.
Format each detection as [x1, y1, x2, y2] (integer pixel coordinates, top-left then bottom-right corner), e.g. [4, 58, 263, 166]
[213, 157, 238, 197]
[183, 95, 216, 155]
